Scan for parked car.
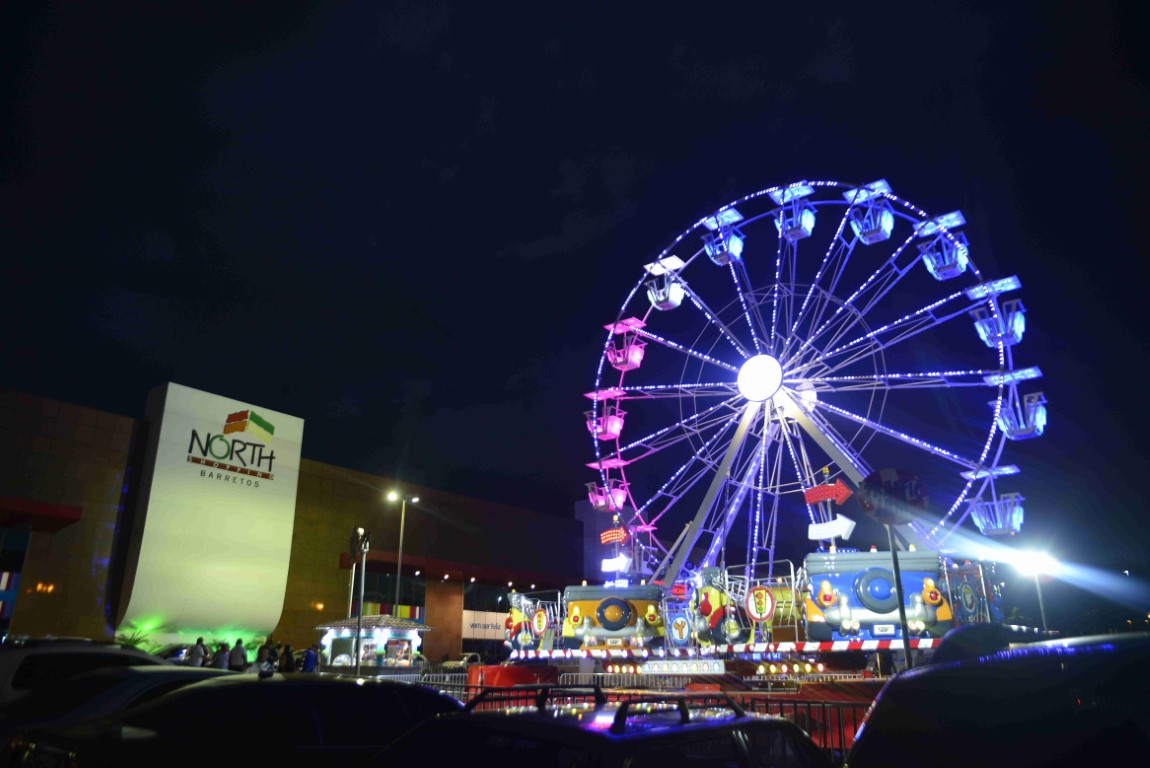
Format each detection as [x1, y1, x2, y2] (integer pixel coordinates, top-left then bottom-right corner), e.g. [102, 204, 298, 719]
[369, 685, 837, 768]
[844, 631, 1150, 767]
[7, 673, 465, 766]
[0, 665, 232, 758]
[0, 637, 170, 706]
[152, 642, 193, 664]
[440, 652, 481, 671]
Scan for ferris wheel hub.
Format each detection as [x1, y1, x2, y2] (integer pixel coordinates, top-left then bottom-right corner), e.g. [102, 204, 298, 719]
[737, 354, 783, 402]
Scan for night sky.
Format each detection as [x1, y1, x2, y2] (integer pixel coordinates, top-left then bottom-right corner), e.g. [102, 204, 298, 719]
[3, 3, 1148, 627]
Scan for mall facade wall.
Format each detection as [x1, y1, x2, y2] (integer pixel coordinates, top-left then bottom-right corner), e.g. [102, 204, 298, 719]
[0, 386, 584, 654]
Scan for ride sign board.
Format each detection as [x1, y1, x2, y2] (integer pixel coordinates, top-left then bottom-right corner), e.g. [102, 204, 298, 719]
[803, 478, 854, 506]
[745, 585, 776, 622]
[668, 614, 692, 646]
[532, 608, 548, 636]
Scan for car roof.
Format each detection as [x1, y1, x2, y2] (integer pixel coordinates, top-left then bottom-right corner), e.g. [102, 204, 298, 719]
[848, 632, 1150, 766]
[1, 638, 154, 652]
[927, 629, 1150, 668]
[175, 673, 450, 688]
[899, 630, 1150, 686]
[932, 626, 1150, 664]
[64, 665, 233, 680]
[0, 665, 233, 718]
[116, 672, 466, 710]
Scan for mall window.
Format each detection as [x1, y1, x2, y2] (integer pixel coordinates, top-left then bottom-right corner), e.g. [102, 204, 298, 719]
[362, 572, 425, 610]
[462, 582, 505, 612]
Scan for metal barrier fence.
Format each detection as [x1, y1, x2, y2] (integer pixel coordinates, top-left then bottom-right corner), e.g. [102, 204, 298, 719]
[731, 693, 869, 761]
[319, 667, 869, 766]
[559, 672, 704, 690]
[409, 676, 867, 766]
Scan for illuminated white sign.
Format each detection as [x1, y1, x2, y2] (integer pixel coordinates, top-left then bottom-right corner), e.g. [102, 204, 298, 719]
[463, 610, 507, 640]
[117, 382, 304, 641]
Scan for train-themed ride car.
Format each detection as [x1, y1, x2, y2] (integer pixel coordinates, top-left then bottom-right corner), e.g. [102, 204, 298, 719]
[800, 548, 955, 642]
[560, 583, 666, 651]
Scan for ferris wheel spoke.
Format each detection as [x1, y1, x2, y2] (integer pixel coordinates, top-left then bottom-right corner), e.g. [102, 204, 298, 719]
[728, 260, 770, 354]
[675, 279, 755, 359]
[807, 290, 978, 374]
[786, 258, 918, 370]
[613, 381, 740, 401]
[783, 218, 859, 360]
[778, 202, 850, 351]
[632, 326, 741, 374]
[795, 368, 1008, 392]
[777, 395, 873, 484]
[812, 399, 988, 473]
[610, 400, 743, 467]
[775, 418, 825, 527]
[637, 418, 743, 530]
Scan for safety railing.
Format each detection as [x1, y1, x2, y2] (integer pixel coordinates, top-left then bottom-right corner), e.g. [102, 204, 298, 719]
[407, 679, 866, 765]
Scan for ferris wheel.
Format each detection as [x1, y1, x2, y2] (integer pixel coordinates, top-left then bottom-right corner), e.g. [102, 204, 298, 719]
[584, 179, 1047, 586]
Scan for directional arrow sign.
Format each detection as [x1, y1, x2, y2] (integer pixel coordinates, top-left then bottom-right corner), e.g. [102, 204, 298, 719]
[803, 478, 854, 505]
[808, 514, 857, 541]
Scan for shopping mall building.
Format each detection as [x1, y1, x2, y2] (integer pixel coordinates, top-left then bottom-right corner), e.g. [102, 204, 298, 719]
[0, 383, 601, 662]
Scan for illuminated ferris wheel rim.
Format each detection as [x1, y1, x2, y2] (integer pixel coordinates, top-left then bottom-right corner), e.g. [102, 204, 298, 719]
[585, 179, 1044, 579]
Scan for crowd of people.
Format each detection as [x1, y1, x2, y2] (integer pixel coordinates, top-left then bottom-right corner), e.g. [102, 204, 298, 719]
[184, 637, 325, 674]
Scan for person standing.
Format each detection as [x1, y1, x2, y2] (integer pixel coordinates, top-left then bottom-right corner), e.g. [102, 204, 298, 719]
[246, 646, 276, 676]
[228, 638, 248, 672]
[278, 644, 297, 673]
[187, 637, 209, 667]
[301, 643, 319, 673]
[210, 642, 230, 669]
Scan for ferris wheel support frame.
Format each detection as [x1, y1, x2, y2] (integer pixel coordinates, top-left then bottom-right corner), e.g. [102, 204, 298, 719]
[652, 400, 763, 588]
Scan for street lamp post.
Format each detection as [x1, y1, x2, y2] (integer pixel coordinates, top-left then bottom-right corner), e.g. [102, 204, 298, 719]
[1034, 572, 1048, 632]
[347, 527, 361, 619]
[353, 528, 370, 676]
[386, 490, 419, 611]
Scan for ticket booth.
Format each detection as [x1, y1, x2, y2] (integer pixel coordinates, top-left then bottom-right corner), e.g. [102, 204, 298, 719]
[315, 614, 434, 671]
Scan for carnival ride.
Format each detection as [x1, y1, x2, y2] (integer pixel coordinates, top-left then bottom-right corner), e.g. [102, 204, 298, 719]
[512, 179, 1045, 664]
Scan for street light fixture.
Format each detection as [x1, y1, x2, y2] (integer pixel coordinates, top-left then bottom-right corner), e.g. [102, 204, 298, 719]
[350, 526, 370, 676]
[386, 490, 419, 610]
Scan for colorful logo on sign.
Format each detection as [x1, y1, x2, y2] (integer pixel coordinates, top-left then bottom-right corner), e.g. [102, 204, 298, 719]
[186, 409, 278, 483]
[223, 409, 275, 442]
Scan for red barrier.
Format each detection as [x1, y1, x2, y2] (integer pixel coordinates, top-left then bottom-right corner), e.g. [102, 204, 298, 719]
[466, 664, 560, 687]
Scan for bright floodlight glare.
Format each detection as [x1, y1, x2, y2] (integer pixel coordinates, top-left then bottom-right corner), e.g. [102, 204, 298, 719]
[1014, 550, 1058, 577]
[386, 490, 398, 501]
[737, 355, 783, 402]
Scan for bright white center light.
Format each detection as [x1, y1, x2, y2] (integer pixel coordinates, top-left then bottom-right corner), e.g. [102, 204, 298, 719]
[737, 354, 783, 402]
